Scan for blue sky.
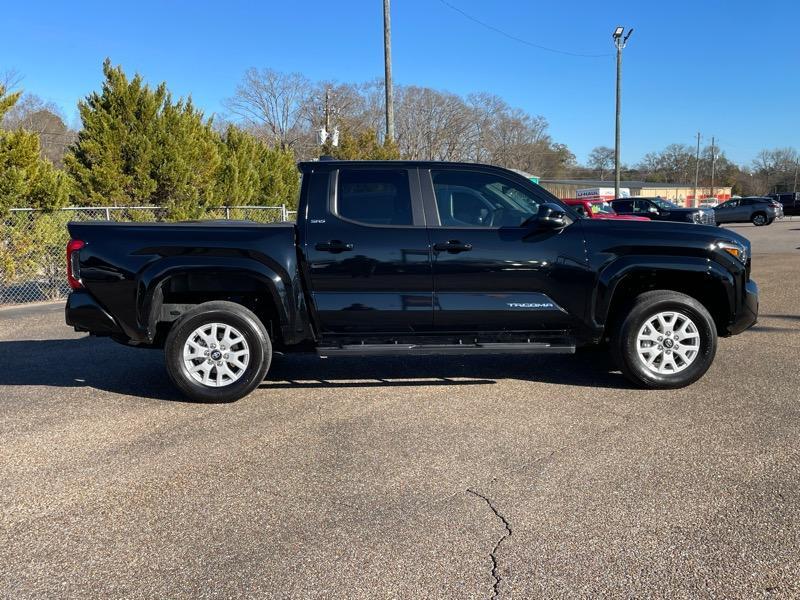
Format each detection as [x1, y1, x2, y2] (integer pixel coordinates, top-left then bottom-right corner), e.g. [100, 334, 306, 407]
[5, 0, 799, 166]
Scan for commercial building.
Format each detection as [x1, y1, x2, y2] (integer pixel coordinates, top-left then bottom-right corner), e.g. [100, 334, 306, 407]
[539, 179, 732, 207]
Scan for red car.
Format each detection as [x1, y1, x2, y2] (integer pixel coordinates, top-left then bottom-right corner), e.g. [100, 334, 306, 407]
[564, 198, 650, 221]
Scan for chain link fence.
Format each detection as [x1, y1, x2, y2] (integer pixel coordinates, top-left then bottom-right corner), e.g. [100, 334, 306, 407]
[1, 205, 292, 306]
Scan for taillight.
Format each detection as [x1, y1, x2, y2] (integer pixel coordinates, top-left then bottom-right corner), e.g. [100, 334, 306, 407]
[66, 239, 85, 290]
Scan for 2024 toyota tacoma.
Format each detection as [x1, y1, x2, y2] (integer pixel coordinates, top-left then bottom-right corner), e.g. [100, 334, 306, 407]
[65, 160, 759, 402]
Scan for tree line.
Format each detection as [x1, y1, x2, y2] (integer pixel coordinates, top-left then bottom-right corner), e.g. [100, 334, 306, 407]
[582, 143, 798, 196]
[1, 61, 798, 218]
[1, 62, 299, 218]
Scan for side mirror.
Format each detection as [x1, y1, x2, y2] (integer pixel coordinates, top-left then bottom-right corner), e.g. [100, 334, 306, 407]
[536, 203, 568, 229]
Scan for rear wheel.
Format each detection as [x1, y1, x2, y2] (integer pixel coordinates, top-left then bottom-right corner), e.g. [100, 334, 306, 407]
[165, 301, 271, 402]
[611, 291, 717, 389]
[751, 212, 767, 226]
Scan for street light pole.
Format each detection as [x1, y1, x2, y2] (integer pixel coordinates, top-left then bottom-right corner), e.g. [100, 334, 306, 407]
[710, 136, 716, 199]
[693, 132, 701, 205]
[383, 0, 395, 143]
[612, 27, 633, 199]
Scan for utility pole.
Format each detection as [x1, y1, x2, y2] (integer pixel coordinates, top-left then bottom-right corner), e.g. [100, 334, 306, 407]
[383, 0, 395, 142]
[316, 87, 339, 149]
[324, 87, 330, 134]
[612, 27, 633, 199]
[693, 132, 701, 205]
[794, 161, 798, 192]
[709, 136, 716, 199]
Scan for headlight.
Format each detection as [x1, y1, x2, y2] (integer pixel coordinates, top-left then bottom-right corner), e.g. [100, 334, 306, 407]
[717, 240, 747, 263]
[692, 210, 710, 224]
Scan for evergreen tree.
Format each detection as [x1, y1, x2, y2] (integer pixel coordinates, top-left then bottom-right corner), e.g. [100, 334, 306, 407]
[0, 85, 69, 213]
[322, 128, 400, 161]
[65, 60, 221, 218]
[0, 84, 71, 292]
[216, 125, 299, 208]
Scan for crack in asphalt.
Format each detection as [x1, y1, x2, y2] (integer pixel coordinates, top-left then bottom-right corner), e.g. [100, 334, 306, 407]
[467, 488, 512, 599]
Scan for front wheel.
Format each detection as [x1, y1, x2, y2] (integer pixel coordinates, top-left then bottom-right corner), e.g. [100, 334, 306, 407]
[164, 301, 272, 402]
[611, 291, 717, 389]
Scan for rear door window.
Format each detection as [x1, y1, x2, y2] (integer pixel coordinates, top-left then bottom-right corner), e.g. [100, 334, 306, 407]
[614, 200, 633, 212]
[336, 169, 413, 226]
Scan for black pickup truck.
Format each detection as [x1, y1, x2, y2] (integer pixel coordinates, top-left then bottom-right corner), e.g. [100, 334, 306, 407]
[66, 160, 758, 402]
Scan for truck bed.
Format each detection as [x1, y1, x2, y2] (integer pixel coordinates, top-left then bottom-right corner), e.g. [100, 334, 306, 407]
[66, 220, 306, 345]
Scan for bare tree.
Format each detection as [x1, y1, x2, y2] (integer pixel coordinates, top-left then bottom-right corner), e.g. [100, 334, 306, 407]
[224, 68, 312, 149]
[222, 67, 575, 175]
[752, 147, 799, 193]
[587, 146, 615, 180]
[2, 93, 76, 166]
[636, 144, 695, 183]
[0, 69, 23, 91]
[394, 86, 473, 161]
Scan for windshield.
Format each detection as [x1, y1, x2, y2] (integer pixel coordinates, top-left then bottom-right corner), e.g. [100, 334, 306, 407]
[486, 182, 540, 215]
[651, 198, 679, 210]
[589, 201, 616, 215]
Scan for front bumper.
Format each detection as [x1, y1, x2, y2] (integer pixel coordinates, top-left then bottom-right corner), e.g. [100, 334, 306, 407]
[728, 279, 759, 335]
[694, 209, 716, 225]
[65, 290, 122, 336]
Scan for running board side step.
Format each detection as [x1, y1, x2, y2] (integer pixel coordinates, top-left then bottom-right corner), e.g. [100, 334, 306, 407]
[317, 342, 576, 357]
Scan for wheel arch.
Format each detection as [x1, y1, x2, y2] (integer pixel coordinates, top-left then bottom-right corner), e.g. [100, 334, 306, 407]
[136, 257, 311, 347]
[596, 258, 735, 338]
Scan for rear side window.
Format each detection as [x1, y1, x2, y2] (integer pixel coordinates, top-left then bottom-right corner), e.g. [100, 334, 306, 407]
[336, 169, 413, 226]
[614, 200, 632, 212]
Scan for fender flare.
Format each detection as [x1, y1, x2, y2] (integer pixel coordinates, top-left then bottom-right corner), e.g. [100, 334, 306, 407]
[592, 255, 735, 328]
[135, 256, 294, 342]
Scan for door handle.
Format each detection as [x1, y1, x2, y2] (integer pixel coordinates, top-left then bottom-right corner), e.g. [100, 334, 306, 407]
[315, 240, 354, 253]
[433, 240, 473, 253]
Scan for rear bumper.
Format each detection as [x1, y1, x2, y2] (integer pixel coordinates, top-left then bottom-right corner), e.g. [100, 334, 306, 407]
[65, 291, 122, 336]
[728, 279, 758, 335]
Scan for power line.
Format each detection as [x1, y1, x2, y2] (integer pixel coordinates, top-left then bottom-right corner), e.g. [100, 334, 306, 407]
[438, 0, 613, 58]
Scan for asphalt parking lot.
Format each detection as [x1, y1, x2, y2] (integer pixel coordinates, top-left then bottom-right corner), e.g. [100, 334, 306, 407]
[1, 220, 799, 598]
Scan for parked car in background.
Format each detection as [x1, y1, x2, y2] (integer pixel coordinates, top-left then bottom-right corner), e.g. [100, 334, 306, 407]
[564, 198, 650, 221]
[768, 192, 800, 216]
[698, 199, 719, 208]
[714, 196, 783, 226]
[611, 197, 716, 225]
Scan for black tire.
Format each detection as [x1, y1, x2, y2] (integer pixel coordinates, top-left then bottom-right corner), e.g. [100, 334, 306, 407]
[164, 301, 271, 402]
[611, 290, 717, 389]
[751, 212, 767, 226]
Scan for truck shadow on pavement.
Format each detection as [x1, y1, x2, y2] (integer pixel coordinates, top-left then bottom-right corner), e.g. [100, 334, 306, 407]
[0, 337, 186, 401]
[262, 349, 631, 391]
[0, 337, 633, 401]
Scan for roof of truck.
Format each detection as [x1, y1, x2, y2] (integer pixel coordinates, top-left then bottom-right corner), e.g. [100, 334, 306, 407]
[296, 159, 514, 173]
